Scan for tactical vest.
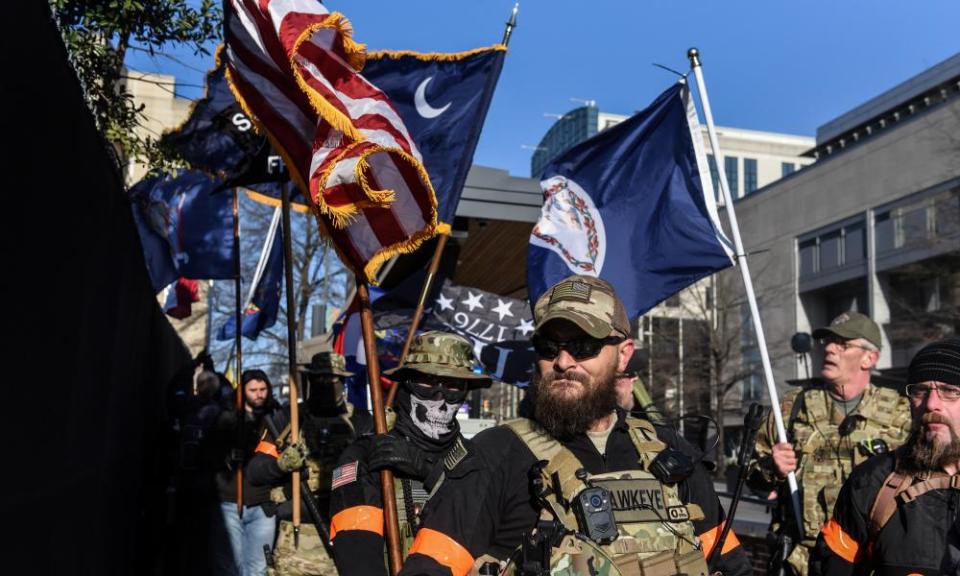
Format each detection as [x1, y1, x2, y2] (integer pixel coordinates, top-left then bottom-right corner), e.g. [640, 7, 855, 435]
[396, 477, 429, 556]
[504, 417, 710, 576]
[790, 385, 906, 539]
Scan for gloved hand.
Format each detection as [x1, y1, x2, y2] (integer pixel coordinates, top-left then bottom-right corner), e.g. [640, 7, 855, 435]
[277, 439, 307, 473]
[367, 434, 431, 479]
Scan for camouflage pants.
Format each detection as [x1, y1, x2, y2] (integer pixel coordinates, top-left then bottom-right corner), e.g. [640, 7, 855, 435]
[785, 540, 812, 576]
[268, 521, 338, 576]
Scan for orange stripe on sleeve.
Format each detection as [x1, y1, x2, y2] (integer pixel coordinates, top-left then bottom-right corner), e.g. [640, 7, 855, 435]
[329, 505, 384, 541]
[822, 518, 862, 564]
[408, 528, 474, 576]
[698, 522, 742, 559]
[254, 440, 279, 458]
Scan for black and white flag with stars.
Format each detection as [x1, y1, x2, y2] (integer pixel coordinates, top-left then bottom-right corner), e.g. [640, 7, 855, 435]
[427, 279, 535, 387]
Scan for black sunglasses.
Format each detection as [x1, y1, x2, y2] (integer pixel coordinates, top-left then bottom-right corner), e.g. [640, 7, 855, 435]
[531, 335, 624, 360]
[407, 376, 469, 403]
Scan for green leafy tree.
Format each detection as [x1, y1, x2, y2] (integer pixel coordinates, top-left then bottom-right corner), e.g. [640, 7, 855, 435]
[50, 0, 221, 172]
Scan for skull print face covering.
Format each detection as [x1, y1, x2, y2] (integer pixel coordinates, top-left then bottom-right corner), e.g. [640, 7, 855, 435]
[394, 383, 465, 451]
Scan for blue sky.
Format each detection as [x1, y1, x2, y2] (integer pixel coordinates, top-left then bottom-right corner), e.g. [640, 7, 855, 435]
[127, 0, 959, 178]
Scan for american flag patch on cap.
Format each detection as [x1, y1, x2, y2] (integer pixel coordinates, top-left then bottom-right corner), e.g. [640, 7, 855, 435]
[550, 280, 592, 303]
[331, 461, 359, 490]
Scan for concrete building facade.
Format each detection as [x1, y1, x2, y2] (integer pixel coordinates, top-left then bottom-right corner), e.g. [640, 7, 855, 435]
[728, 53, 960, 403]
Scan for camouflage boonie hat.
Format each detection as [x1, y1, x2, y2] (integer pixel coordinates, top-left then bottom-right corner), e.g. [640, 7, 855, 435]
[812, 311, 882, 349]
[534, 275, 630, 339]
[384, 331, 491, 387]
[300, 351, 354, 377]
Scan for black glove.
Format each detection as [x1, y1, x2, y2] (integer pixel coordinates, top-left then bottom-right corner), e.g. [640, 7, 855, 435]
[367, 434, 431, 479]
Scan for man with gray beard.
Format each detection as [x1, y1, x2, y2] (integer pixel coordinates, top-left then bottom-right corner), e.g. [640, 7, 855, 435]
[811, 337, 960, 575]
[400, 275, 751, 576]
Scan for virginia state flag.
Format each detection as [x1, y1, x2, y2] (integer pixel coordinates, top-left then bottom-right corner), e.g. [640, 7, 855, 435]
[527, 82, 734, 317]
[216, 209, 284, 341]
[129, 170, 236, 292]
[363, 46, 506, 225]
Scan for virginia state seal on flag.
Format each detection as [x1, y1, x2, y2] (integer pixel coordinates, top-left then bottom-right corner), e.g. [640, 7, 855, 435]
[529, 175, 607, 275]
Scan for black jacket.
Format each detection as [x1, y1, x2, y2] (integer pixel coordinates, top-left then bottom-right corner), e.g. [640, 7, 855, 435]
[328, 428, 458, 576]
[399, 409, 752, 576]
[810, 451, 960, 575]
[210, 402, 282, 508]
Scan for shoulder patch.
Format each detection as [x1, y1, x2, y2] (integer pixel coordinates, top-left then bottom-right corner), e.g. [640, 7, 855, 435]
[444, 437, 468, 471]
[331, 461, 358, 490]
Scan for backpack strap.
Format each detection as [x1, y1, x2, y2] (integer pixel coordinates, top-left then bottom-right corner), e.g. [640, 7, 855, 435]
[786, 388, 809, 442]
[867, 465, 960, 538]
[868, 470, 911, 538]
[898, 474, 960, 504]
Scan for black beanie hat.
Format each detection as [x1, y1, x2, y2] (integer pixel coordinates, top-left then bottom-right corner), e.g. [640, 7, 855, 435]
[907, 337, 960, 387]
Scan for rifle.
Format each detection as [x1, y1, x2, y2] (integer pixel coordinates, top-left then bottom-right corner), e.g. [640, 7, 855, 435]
[709, 403, 764, 564]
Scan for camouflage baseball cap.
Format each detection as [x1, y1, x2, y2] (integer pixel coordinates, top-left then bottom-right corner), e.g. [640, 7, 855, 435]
[384, 331, 491, 387]
[812, 311, 882, 349]
[300, 351, 354, 377]
[533, 275, 630, 339]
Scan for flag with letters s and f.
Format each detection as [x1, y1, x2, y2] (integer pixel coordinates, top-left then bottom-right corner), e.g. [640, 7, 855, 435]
[527, 82, 734, 317]
[224, 0, 440, 284]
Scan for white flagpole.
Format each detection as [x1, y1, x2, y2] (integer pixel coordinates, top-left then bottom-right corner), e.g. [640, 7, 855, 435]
[687, 47, 803, 532]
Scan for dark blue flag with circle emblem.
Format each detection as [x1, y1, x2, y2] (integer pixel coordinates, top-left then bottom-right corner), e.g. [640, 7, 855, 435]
[128, 170, 236, 292]
[527, 81, 735, 318]
[363, 46, 506, 225]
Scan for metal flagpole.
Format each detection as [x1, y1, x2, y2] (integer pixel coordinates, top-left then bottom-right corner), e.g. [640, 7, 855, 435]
[687, 47, 803, 533]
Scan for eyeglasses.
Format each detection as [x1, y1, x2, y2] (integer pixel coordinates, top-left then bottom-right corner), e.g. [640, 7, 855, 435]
[817, 336, 872, 352]
[531, 335, 623, 360]
[905, 383, 960, 402]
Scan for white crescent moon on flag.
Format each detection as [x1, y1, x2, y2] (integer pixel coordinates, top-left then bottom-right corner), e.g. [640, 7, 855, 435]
[414, 77, 451, 119]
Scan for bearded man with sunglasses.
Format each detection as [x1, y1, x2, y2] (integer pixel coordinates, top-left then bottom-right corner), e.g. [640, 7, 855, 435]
[746, 312, 911, 576]
[399, 275, 751, 576]
[810, 337, 960, 575]
[327, 331, 491, 576]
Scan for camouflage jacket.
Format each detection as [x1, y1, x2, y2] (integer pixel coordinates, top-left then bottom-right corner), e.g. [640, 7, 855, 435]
[747, 383, 911, 540]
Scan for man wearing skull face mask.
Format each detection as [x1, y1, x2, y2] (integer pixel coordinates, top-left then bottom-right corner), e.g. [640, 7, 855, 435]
[327, 331, 491, 576]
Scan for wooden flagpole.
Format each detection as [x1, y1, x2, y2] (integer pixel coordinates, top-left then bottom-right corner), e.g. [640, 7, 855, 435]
[358, 280, 404, 574]
[278, 177, 303, 547]
[232, 188, 245, 518]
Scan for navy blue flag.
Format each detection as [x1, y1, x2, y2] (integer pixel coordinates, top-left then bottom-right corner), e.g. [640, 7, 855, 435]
[161, 54, 304, 205]
[129, 170, 236, 292]
[527, 82, 734, 317]
[162, 55, 265, 181]
[364, 46, 506, 225]
[216, 211, 284, 341]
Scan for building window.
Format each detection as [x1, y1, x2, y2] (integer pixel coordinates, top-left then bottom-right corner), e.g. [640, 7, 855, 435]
[797, 218, 867, 278]
[725, 156, 739, 197]
[819, 230, 842, 270]
[744, 158, 758, 194]
[707, 154, 720, 194]
[798, 238, 817, 277]
[844, 223, 865, 264]
[781, 162, 796, 177]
